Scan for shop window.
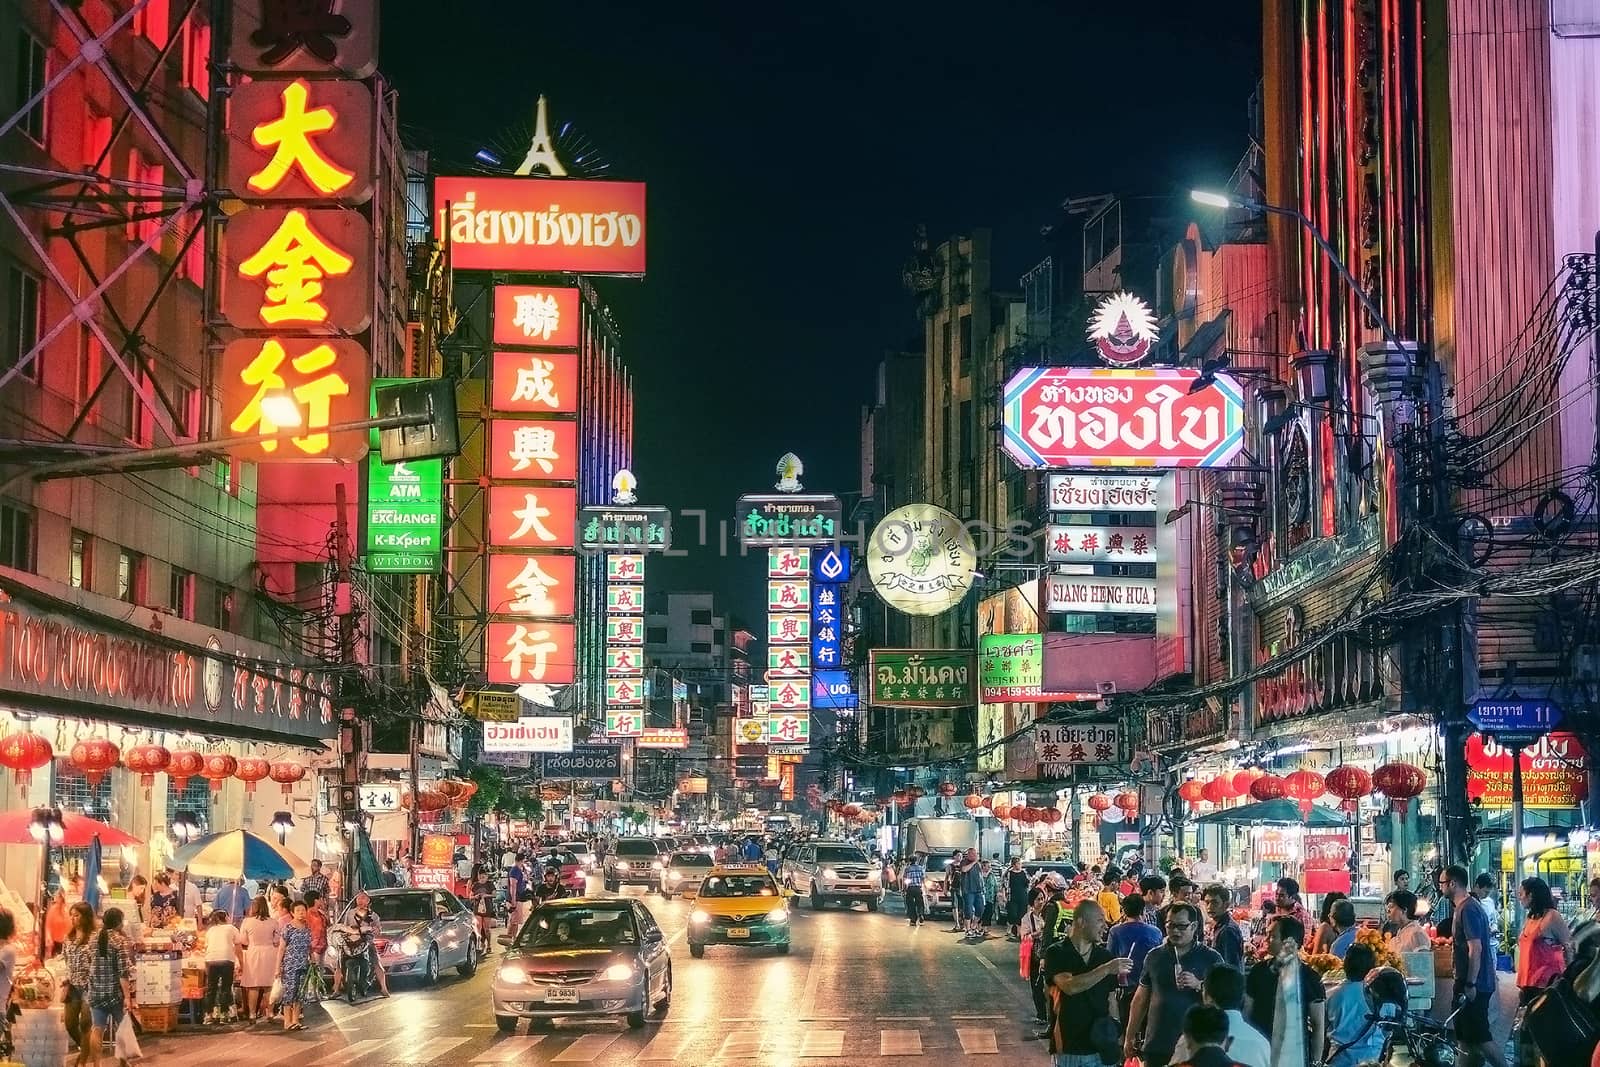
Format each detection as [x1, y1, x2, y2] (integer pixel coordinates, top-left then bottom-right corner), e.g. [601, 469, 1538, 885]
[180, 20, 209, 99]
[76, 325, 101, 422]
[4, 265, 42, 381]
[169, 566, 193, 619]
[117, 548, 146, 603]
[15, 31, 47, 145]
[69, 530, 89, 588]
[54, 765, 110, 819]
[165, 777, 212, 835]
[133, 0, 169, 48]
[0, 505, 33, 571]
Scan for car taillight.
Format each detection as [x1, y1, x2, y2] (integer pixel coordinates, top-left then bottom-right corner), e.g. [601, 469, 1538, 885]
[373, 939, 389, 953]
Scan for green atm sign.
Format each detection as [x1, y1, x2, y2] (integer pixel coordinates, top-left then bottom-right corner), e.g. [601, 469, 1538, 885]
[362, 379, 444, 573]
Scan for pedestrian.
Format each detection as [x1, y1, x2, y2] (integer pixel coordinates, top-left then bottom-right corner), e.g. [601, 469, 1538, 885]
[214, 878, 249, 926]
[1327, 899, 1358, 959]
[301, 859, 331, 904]
[1006, 857, 1030, 940]
[471, 868, 496, 943]
[903, 852, 927, 927]
[275, 900, 313, 1031]
[1311, 892, 1349, 954]
[1473, 873, 1502, 944]
[84, 907, 133, 1067]
[1170, 1004, 1240, 1067]
[1191, 849, 1219, 883]
[1273, 877, 1315, 934]
[1386, 890, 1431, 953]
[1099, 866, 1124, 927]
[239, 894, 280, 1022]
[303, 889, 329, 977]
[980, 859, 1000, 937]
[1159, 874, 1201, 938]
[1382, 871, 1413, 937]
[1243, 914, 1326, 1067]
[1442, 864, 1507, 1067]
[1122, 902, 1224, 1067]
[1516, 876, 1571, 1010]
[1325, 944, 1386, 1067]
[948, 850, 967, 932]
[1202, 884, 1245, 971]
[507, 854, 530, 938]
[1139, 873, 1169, 917]
[62, 902, 95, 1059]
[1108, 893, 1165, 1024]
[1020, 889, 1050, 1029]
[125, 876, 149, 928]
[1039, 874, 1073, 956]
[201, 908, 241, 1024]
[45, 890, 69, 956]
[1041, 899, 1131, 1067]
[1167, 966, 1270, 1067]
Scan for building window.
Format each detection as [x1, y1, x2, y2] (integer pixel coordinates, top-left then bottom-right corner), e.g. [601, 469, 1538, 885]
[168, 566, 193, 619]
[646, 626, 667, 646]
[117, 548, 145, 603]
[0, 506, 33, 571]
[133, 0, 170, 48]
[176, 380, 200, 437]
[123, 363, 153, 446]
[959, 313, 973, 376]
[5, 266, 43, 381]
[690, 609, 712, 626]
[69, 530, 89, 588]
[15, 32, 47, 144]
[76, 325, 100, 419]
[82, 108, 111, 172]
[691, 641, 712, 654]
[180, 20, 209, 99]
[126, 152, 164, 246]
[210, 582, 230, 630]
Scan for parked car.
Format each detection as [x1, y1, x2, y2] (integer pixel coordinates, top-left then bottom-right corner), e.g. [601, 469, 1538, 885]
[323, 888, 479, 985]
[659, 851, 715, 899]
[783, 840, 883, 910]
[492, 898, 672, 1031]
[604, 837, 664, 891]
[539, 849, 587, 895]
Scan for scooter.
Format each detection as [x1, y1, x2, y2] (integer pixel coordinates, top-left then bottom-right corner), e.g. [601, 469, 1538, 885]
[332, 925, 374, 1004]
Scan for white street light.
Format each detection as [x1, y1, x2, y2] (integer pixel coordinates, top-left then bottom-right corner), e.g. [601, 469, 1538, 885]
[1189, 189, 1234, 209]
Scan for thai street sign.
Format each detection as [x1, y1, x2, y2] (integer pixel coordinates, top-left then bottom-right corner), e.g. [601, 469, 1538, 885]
[579, 507, 671, 552]
[1002, 367, 1245, 469]
[1468, 698, 1563, 744]
[868, 650, 976, 708]
[737, 494, 842, 545]
[466, 690, 520, 723]
[433, 176, 647, 275]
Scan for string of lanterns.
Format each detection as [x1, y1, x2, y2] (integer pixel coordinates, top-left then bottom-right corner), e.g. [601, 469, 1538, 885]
[1177, 761, 1429, 818]
[0, 728, 316, 800]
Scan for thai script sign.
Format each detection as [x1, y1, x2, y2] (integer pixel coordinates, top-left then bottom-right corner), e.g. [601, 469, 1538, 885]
[1046, 474, 1162, 511]
[1466, 732, 1588, 808]
[867, 504, 976, 618]
[978, 633, 1080, 702]
[737, 495, 842, 545]
[482, 716, 574, 753]
[434, 176, 646, 274]
[579, 508, 671, 552]
[1034, 722, 1120, 777]
[636, 728, 689, 749]
[540, 745, 623, 779]
[1304, 832, 1352, 894]
[1002, 367, 1245, 469]
[868, 650, 975, 707]
[1043, 575, 1160, 614]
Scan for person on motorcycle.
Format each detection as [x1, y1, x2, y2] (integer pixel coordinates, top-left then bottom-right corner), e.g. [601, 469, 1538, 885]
[336, 891, 390, 998]
[534, 866, 565, 907]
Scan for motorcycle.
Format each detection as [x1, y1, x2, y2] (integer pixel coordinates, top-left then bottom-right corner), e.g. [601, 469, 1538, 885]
[1376, 1006, 1466, 1067]
[332, 924, 375, 1004]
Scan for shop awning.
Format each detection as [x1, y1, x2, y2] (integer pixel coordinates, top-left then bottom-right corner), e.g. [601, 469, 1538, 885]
[1193, 798, 1349, 828]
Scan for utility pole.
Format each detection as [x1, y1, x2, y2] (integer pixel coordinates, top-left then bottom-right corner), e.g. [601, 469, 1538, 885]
[334, 482, 363, 900]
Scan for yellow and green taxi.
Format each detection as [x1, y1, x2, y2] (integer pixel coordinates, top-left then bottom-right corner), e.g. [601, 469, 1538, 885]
[687, 864, 792, 957]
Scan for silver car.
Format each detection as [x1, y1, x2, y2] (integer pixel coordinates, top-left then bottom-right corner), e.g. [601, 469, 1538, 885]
[323, 888, 480, 985]
[659, 850, 715, 899]
[492, 898, 672, 1031]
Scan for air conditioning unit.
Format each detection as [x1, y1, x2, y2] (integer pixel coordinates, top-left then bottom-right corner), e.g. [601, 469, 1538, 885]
[1096, 681, 1118, 695]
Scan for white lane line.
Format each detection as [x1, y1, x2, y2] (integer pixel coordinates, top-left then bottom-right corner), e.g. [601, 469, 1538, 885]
[957, 1027, 1000, 1054]
[877, 1015, 933, 1021]
[411, 1036, 470, 1061]
[551, 1032, 623, 1062]
[717, 1030, 766, 1058]
[471, 1035, 547, 1062]
[636, 1029, 694, 1059]
[881, 1029, 924, 1056]
[951, 1014, 1008, 1019]
[798, 1029, 845, 1057]
[312, 1037, 392, 1065]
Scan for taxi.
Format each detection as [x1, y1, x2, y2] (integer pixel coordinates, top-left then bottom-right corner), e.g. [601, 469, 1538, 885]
[687, 864, 792, 958]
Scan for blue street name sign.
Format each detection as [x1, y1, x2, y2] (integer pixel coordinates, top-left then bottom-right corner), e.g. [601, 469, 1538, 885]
[1467, 698, 1563, 739]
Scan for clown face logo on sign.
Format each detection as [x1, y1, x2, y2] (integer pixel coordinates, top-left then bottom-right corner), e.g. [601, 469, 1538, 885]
[1087, 291, 1160, 366]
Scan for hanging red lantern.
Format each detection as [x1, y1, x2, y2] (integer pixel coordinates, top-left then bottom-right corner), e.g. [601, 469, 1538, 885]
[842, 803, 862, 817]
[169, 750, 206, 791]
[1372, 762, 1428, 817]
[1283, 769, 1325, 814]
[0, 732, 52, 792]
[124, 743, 171, 797]
[1324, 765, 1373, 813]
[1249, 773, 1287, 802]
[964, 793, 984, 810]
[1216, 772, 1243, 799]
[234, 757, 272, 795]
[1043, 807, 1063, 825]
[937, 781, 957, 797]
[1231, 768, 1263, 796]
[1177, 779, 1206, 805]
[1201, 778, 1227, 805]
[1087, 793, 1113, 812]
[201, 753, 238, 793]
[69, 738, 121, 789]
[268, 760, 306, 797]
[991, 801, 1011, 821]
[1114, 791, 1140, 815]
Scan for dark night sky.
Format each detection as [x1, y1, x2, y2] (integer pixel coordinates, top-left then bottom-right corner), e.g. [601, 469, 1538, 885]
[381, 1, 1262, 627]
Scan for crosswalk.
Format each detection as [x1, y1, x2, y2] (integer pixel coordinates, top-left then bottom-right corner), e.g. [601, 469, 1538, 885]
[133, 1019, 1023, 1064]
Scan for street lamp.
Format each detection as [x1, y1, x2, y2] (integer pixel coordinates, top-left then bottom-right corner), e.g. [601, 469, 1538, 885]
[270, 811, 295, 846]
[171, 810, 201, 845]
[28, 807, 64, 845]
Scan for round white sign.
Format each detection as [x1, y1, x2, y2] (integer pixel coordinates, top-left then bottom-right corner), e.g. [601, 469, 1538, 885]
[866, 503, 977, 617]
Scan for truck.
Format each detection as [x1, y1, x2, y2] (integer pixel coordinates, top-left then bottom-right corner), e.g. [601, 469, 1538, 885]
[895, 816, 980, 916]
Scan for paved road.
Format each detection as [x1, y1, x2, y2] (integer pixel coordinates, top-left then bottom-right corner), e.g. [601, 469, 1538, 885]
[131, 880, 1040, 1065]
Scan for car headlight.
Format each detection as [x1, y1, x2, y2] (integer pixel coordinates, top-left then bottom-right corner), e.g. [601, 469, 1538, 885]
[652, 861, 664, 870]
[667, 871, 682, 881]
[766, 908, 789, 923]
[399, 936, 422, 956]
[615, 860, 631, 870]
[821, 867, 838, 880]
[497, 965, 529, 985]
[602, 962, 635, 981]
[690, 910, 711, 924]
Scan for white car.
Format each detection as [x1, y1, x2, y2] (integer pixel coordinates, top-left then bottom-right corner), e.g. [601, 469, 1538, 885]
[569, 844, 598, 871]
[659, 851, 715, 899]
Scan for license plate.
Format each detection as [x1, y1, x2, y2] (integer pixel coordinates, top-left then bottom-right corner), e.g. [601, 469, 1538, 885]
[726, 927, 749, 938]
[544, 987, 579, 1004]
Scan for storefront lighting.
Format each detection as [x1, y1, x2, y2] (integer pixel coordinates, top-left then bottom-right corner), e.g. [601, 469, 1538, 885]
[28, 807, 64, 845]
[271, 810, 295, 845]
[171, 810, 202, 844]
[1571, 829, 1592, 849]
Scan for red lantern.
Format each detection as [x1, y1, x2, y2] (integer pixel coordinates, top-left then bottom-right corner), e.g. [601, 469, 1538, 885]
[234, 757, 272, 795]
[1324, 765, 1373, 813]
[268, 760, 306, 797]
[1114, 791, 1140, 815]
[124, 743, 171, 797]
[1283, 769, 1325, 814]
[1249, 773, 1286, 802]
[1372, 762, 1427, 817]
[964, 793, 984, 810]
[1177, 779, 1206, 805]
[1201, 778, 1226, 805]
[0, 732, 52, 791]
[991, 802, 1011, 821]
[938, 781, 957, 798]
[69, 738, 121, 789]
[169, 750, 206, 791]
[201, 753, 238, 792]
[1087, 793, 1112, 812]
[843, 803, 862, 817]
[1043, 807, 1063, 825]
[1231, 768, 1263, 796]
[1216, 773, 1243, 799]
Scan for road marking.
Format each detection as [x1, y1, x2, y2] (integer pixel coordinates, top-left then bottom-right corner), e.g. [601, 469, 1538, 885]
[877, 1015, 933, 1021]
[313, 1037, 392, 1065]
[798, 1029, 845, 1057]
[881, 1029, 924, 1056]
[717, 1030, 766, 1058]
[551, 1032, 623, 1062]
[472, 1035, 547, 1061]
[636, 1029, 694, 1059]
[411, 1036, 470, 1061]
[957, 1027, 1000, 1054]
[951, 1014, 1007, 1020]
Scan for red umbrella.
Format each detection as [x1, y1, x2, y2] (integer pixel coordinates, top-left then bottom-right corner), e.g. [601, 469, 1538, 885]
[0, 810, 141, 847]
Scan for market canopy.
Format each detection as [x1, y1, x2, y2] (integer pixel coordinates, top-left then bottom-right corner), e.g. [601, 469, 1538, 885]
[170, 829, 312, 881]
[1192, 798, 1349, 828]
[0, 810, 141, 848]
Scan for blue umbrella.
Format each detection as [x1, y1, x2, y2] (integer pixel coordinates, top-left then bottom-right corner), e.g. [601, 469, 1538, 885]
[170, 829, 311, 882]
[84, 835, 102, 912]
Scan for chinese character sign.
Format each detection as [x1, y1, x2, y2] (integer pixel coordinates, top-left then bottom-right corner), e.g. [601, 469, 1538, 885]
[606, 585, 645, 614]
[764, 713, 811, 742]
[484, 622, 576, 686]
[1033, 722, 1120, 778]
[605, 553, 646, 581]
[768, 681, 811, 711]
[605, 678, 643, 707]
[811, 583, 843, 669]
[485, 487, 577, 548]
[227, 78, 375, 203]
[488, 418, 579, 482]
[1045, 524, 1158, 564]
[768, 581, 811, 611]
[868, 650, 975, 708]
[230, 0, 379, 78]
[768, 614, 809, 644]
[490, 351, 580, 414]
[605, 616, 644, 645]
[767, 646, 810, 678]
[605, 647, 643, 676]
[767, 548, 810, 578]
[492, 285, 580, 348]
[222, 207, 373, 332]
[486, 553, 575, 618]
[221, 338, 368, 460]
[605, 709, 643, 737]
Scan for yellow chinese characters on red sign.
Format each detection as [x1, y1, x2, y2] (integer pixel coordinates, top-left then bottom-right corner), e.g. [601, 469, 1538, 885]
[488, 419, 578, 482]
[484, 622, 576, 686]
[221, 338, 369, 460]
[222, 207, 372, 332]
[228, 78, 375, 203]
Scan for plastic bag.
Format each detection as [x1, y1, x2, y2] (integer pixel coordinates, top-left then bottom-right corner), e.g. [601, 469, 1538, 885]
[114, 1013, 142, 1060]
[1018, 934, 1033, 979]
[269, 976, 284, 1007]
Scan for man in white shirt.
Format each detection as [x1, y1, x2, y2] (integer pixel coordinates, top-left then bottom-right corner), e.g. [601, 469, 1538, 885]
[1191, 849, 1219, 883]
[1168, 965, 1270, 1067]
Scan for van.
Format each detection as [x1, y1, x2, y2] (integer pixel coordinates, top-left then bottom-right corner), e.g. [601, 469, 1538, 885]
[896, 816, 979, 916]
